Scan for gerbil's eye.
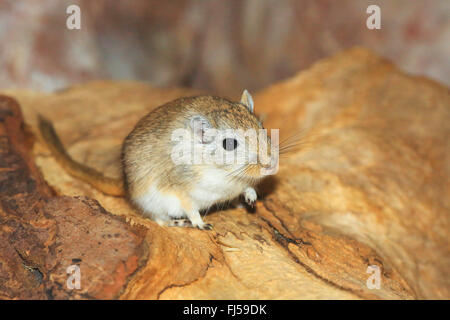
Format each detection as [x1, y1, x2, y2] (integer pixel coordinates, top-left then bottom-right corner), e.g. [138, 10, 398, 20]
[222, 138, 238, 151]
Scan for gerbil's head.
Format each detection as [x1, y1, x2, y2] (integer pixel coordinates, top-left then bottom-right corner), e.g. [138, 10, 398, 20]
[173, 90, 278, 184]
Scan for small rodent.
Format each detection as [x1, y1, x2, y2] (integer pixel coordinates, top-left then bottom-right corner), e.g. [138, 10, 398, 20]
[38, 90, 274, 230]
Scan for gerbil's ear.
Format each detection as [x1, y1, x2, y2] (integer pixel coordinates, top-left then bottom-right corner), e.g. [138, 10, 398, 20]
[189, 115, 212, 144]
[240, 89, 254, 113]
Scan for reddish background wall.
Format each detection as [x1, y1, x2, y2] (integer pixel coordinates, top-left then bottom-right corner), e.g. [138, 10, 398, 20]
[0, 0, 448, 96]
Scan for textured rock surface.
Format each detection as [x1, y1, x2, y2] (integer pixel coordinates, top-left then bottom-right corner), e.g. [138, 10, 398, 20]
[1, 48, 449, 299]
[0, 97, 147, 299]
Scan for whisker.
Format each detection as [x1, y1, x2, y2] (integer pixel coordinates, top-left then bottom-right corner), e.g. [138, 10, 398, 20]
[226, 164, 246, 178]
[279, 141, 312, 153]
[279, 140, 310, 150]
[277, 129, 308, 146]
[275, 128, 325, 155]
[228, 165, 253, 184]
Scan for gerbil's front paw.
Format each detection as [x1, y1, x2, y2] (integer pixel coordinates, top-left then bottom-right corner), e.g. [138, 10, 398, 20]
[197, 223, 213, 230]
[244, 187, 257, 207]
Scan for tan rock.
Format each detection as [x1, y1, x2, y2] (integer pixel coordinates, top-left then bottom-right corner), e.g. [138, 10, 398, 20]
[1, 48, 448, 299]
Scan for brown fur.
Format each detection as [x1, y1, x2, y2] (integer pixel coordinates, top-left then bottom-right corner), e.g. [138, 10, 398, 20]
[121, 95, 264, 200]
[38, 95, 265, 200]
[38, 116, 125, 196]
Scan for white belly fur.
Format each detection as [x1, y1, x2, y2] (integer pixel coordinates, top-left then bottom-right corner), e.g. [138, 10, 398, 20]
[189, 168, 246, 210]
[133, 168, 247, 220]
[133, 185, 186, 221]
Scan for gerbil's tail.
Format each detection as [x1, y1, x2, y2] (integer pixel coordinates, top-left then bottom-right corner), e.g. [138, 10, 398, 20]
[37, 115, 125, 197]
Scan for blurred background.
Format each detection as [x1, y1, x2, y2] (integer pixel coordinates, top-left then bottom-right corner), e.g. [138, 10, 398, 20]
[0, 0, 448, 97]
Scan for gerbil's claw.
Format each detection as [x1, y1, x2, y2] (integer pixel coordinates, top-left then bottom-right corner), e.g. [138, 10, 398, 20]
[244, 188, 257, 206]
[198, 223, 213, 230]
[246, 198, 256, 207]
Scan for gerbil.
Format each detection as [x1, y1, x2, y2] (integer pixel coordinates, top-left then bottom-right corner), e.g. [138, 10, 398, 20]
[38, 90, 275, 230]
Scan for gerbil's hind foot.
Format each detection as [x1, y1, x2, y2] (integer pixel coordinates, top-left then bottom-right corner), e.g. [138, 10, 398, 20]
[185, 209, 213, 231]
[156, 219, 193, 228]
[169, 219, 193, 228]
[163, 219, 213, 230]
[197, 223, 213, 230]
